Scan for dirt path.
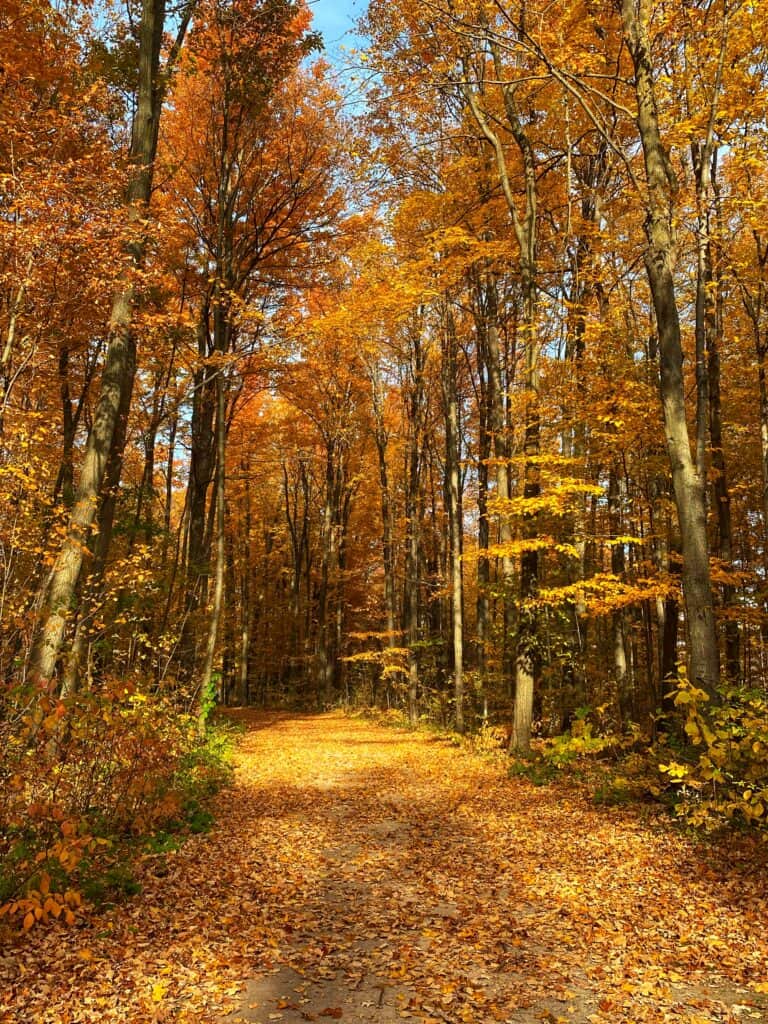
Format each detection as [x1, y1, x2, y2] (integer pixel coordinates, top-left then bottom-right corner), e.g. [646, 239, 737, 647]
[2, 712, 768, 1023]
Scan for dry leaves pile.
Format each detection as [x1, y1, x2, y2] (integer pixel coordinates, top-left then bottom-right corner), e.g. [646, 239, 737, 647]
[1, 711, 767, 1024]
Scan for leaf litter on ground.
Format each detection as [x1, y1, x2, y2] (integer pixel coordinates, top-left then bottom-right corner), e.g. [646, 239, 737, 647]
[1, 710, 767, 1024]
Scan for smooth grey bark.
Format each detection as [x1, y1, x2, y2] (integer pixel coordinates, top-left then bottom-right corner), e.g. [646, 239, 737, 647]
[335, 486, 353, 700]
[369, 358, 398, 700]
[197, 117, 235, 712]
[471, 278, 492, 708]
[316, 433, 352, 706]
[237, 459, 252, 706]
[561, 132, 610, 719]
[51, 338, 103, 509]
[706, 167, 739, 681]
[479, 274, 515, 665]
[162, 408, 178, 570]
[132, 350, 176, 549]
[608, 467, 630, 720]
[29, 273, 140, 683]
[488, 49, 541, 754]
[28, 0, 182, 684]
[685, 17, 739, 681]
[649, 474, 680, 712]
[58, 333, 137, 696]
[317, 445, 336, 705]
[441, 302, 464, 732]
[0, 253, 34, 435]
[514, 335, 540, 753]
[197, 367, 226, 731]
[178, 309, 217, 679]
[403, 325, 426, 725]
[283, 456, 311, 680]
[732, 233, 768, 616]
[620, 0, 719, 699]
[476, 377, 491, 688]
[468, 114, 516, 697]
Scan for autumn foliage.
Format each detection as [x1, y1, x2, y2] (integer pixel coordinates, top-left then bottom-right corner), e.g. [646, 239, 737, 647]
[4, 0, 768, 953]
[4, 713, 768, 1022]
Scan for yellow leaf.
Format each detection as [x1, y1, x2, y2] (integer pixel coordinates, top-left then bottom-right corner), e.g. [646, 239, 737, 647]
[152, 982, 167, 1003]
[45, 898, 61, 917]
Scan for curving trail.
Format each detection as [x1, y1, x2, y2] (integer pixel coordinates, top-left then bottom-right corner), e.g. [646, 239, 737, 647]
[2, 711, 767, 1024]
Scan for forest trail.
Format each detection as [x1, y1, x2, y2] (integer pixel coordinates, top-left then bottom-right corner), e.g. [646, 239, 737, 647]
[3, 712, 768, 1024]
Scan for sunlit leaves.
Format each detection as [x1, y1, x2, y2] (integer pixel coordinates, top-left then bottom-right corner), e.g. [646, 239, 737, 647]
[8, 713, 767, 1022]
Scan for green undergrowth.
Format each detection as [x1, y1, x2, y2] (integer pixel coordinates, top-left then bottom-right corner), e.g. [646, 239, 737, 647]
[0, 687, 237, 931]
[506, 681, 768, 838]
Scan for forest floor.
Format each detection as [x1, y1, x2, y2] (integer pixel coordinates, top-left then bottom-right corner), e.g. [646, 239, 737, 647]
[2, 711, 768, 1024]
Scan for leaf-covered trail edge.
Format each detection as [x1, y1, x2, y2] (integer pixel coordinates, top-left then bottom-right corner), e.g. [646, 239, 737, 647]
[2, 711, 767, 1024]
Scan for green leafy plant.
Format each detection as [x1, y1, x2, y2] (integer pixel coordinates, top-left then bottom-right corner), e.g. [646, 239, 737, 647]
[655, 678, 768, 831]
[0, 683, 235, 930]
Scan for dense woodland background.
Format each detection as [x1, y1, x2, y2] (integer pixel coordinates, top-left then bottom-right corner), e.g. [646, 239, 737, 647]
[3, 0, 768, 926]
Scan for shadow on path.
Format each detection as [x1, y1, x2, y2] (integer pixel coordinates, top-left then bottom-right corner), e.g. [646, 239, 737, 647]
[3, 712, 767, 1024]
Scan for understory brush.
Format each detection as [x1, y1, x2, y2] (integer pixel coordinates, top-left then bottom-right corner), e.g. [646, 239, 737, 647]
[508, 681, 768, 836]
[507, 707, 653, 798]
[0, 680, 235, 931]
[651, 678, 768, 831]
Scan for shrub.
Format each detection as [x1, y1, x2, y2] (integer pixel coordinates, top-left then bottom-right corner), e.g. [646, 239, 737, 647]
[655, 678, 768, 831]
[0, 679, 234, 930]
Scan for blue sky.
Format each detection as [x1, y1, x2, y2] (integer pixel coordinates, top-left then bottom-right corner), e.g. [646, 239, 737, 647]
[308, 0, 368, 57]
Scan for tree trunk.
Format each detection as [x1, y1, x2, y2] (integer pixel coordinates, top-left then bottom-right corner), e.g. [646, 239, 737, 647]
[706, 162, 739, 680]
[178, 311, 217, 677]
[198, 368, 226, 732]
[29, 0, 168, 685]
[608, 467, 630, 720]
[404, 326, 425, 725]
[620, 0, 719, 699]
[369, 359, 398, 698]
[474, 304, 491, 716]
[442, 302, 464, 732]
[0, 253, 34, 435]
[237, 462, 252, 706]
[461, 35, 540, 749]
[162, 408, 178, 570]
[513, 307, 540, 753]
[317, 444, 335, 706]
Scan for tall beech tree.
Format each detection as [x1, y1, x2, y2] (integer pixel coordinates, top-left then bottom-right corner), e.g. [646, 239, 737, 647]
[618, 0, 719, 698]
[29, 0, 193, 684]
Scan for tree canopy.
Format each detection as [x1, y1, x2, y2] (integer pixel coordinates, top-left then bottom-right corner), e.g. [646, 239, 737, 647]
[4, 0, 768, 932]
